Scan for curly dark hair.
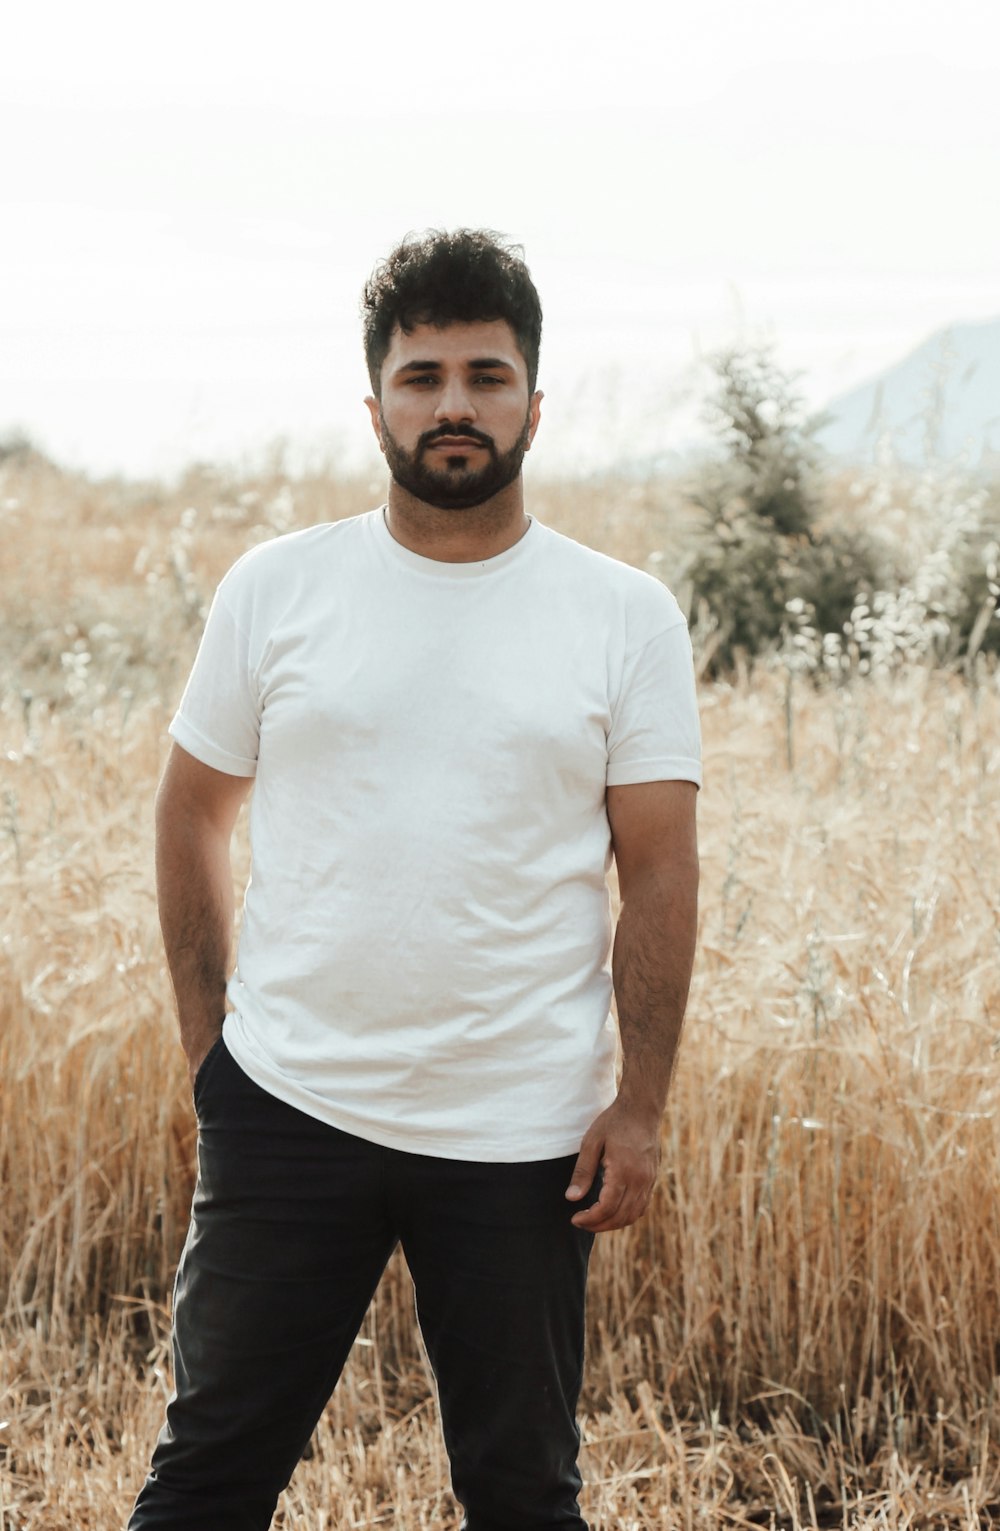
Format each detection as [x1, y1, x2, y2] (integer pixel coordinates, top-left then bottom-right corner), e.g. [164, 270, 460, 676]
[362, 228, 542, 396]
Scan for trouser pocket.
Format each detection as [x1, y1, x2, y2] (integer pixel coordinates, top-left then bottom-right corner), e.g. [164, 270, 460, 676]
[192, 1033, 226, 1113]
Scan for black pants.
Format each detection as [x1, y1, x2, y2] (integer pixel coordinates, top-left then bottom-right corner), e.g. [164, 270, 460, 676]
[128, 1038, 595, 1530]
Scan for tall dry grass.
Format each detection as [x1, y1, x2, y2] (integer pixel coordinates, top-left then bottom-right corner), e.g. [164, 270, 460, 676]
[2, 452, 999, 1527]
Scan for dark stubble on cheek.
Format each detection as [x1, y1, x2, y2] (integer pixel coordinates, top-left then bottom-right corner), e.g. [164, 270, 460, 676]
[379, 411, 533, 511]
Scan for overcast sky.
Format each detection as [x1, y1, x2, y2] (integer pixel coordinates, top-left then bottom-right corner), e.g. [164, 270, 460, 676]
[3, 0, 998, 479]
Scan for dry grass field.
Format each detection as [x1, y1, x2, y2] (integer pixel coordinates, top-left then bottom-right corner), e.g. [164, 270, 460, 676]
[1, 451, 999, 1528]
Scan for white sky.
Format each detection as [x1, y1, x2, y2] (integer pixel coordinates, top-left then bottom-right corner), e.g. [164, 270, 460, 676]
[2, 0, 998, 478]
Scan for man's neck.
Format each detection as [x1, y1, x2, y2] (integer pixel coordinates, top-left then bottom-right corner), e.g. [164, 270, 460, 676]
[384, 483, 530, 564]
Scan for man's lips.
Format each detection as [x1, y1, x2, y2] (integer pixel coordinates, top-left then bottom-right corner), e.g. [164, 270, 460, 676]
[428, 436, 486, 449]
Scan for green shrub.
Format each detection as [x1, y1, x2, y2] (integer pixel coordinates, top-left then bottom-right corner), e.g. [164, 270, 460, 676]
[697, 345, 826, 539]
[686, 506, 799, 664]
[683, 344, 885, 673]
[944, 527, 1000, 660]
[793, 524, 888, 640]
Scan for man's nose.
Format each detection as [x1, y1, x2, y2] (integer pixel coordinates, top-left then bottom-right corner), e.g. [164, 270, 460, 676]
[434, 378, 476, 423]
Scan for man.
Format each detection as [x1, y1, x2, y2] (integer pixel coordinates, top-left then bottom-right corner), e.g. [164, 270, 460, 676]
[129, 228, 701, 1531]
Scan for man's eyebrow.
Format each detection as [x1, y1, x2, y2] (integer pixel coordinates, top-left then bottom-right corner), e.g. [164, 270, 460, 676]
[394, 357, 517, 374]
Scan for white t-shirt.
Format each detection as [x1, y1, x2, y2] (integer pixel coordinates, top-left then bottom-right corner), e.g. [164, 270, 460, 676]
[169, 508, 702, 1160]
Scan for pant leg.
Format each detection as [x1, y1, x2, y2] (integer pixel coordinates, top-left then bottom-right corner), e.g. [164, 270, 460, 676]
[395, 1152, 595, 1531]
[129, 1040, 397, 1531]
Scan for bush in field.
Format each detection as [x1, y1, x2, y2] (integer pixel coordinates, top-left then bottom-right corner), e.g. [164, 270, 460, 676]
[824, 459, 1000, 676]
[683, 344, 884, 672]
[793, 523, 891, 642]
[694, 344, 824, 538]
[0, 427, 44, 465]
[944, 506, 1000, 661]
[682, 505, 803, 662]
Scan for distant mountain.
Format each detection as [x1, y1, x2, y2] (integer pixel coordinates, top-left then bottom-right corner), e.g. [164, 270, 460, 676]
[815, 317, 1000, 472]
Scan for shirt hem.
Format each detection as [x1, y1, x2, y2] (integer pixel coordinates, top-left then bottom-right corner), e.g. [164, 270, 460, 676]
[606, 756, 702, 787]
[223, 1018, 608, 1163]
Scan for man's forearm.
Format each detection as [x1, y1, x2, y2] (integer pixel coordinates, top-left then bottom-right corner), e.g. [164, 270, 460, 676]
[611, 861, 699, 1121]
[155, 809, 234, 1080]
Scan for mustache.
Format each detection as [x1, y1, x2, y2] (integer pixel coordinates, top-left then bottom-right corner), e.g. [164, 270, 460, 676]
[418, 425, 496, 453]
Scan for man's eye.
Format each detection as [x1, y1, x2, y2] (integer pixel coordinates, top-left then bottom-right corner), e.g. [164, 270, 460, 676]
[408, 375, 437, 385]
[474, 375, 504, 386]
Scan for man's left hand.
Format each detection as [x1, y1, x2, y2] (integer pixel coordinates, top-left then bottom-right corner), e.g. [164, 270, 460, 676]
[564, 1098, 662, 1233]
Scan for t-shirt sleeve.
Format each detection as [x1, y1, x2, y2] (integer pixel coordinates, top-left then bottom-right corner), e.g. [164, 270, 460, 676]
[168, 584, 260, 777]
[606, 617, 702, 788]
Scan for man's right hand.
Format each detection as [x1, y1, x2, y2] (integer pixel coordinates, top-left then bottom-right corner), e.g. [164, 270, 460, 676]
[187, 1025, 225, 1092]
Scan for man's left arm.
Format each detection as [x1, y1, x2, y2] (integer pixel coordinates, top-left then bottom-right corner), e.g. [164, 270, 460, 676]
[566, 778, 699, 1232]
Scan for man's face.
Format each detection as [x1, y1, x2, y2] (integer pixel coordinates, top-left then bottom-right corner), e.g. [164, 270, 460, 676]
[365, 320, 542, 511]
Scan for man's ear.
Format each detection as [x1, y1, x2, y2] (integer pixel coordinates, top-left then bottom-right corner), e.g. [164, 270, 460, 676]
[524, 390, 544, 451]
[364, 395, 385, 452]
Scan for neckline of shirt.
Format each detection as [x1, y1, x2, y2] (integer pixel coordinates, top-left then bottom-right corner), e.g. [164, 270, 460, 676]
[372, 505, 540, 579]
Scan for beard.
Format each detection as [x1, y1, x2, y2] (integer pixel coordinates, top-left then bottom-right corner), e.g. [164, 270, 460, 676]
[378, 413, 533, 511]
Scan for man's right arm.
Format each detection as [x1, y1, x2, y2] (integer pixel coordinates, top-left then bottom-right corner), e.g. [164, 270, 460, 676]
[154, 743, 253, 1089]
